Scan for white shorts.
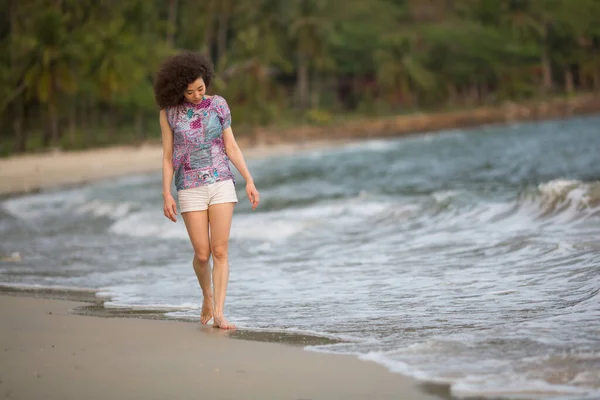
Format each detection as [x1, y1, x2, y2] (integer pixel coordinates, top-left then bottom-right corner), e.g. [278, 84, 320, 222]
[177, 179, 238, 213]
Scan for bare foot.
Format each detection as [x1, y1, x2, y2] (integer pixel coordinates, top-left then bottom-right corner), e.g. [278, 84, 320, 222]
[201, 297, 213, 324]
[213, 314, 236, 329]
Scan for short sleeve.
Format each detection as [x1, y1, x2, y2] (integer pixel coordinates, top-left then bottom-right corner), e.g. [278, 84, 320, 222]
[165, 106, 177, 129]
[215, 96, 231, 129]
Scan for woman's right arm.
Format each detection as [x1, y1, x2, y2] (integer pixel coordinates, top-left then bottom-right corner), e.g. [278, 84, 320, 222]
[159, 109, 177, 222]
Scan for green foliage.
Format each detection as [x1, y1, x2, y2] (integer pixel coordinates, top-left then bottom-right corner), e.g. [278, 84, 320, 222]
[305, 108, 333, 125]
[1, 0, 599, 154]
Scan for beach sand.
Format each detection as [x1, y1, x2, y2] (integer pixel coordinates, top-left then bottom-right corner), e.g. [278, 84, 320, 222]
[0, 141, 444, 399]
[2, 93, 599, 197]
[0, 294, 443, 400]
[0, 141, 341, 197]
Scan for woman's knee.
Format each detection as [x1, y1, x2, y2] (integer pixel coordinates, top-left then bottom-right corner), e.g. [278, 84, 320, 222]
[211, 244, 228, 261]
[194, 250, 211, 264]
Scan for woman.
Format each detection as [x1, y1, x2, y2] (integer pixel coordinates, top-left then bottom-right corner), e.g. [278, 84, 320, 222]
[153, 51, 260, 329]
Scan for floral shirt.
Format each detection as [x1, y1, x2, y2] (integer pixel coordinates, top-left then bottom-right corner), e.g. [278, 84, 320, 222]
[165, 95, 235, 191]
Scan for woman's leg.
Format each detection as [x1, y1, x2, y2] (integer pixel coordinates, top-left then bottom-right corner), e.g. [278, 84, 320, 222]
[208, 202, 236, 329]
[182, 210, 213, 324]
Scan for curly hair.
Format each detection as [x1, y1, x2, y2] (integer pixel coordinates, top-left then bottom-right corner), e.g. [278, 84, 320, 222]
[153, 51, 215, 109]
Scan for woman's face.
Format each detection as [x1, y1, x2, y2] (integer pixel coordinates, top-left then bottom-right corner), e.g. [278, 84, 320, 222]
[184, 77, 206, 104]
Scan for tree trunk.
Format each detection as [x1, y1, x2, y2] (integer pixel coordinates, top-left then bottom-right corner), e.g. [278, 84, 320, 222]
[80, 93, 89, 131]
[216, 5, 229, 63]
[541, 48, 553, 93]
[9, 0, 26, 153]
[446, 83, 458, 106]
[564, 66, 574, 94]
[42, 125, 52, 148]
[460, 86, 475, 107]
[310, 72, 321, 109]
[12, 96, 27, 153]
[202, 10, 214, 56]
[69, 98, 77, 146]
[135, 109, 145, 142]
[400, 76, 413, 107]
[48, 99, 60, 148]
[541, 23, 553, 95]
[468, 83, 479, 106]
[479, 82, 488, 104]
[45, 74, 60, 148]
[296, 51, 309, 109]
[593, 66, 600, 92]
[167, 0, 178, 47]
[105, 106, 116, 141]
[90, 94, 98, 140]
[8, 0, 18, 37]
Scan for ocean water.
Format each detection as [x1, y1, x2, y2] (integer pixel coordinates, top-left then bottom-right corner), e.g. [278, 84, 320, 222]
[2, 115, 600, 399]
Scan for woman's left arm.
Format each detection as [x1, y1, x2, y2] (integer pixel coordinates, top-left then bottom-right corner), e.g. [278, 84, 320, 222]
[223, 127, 260, 210]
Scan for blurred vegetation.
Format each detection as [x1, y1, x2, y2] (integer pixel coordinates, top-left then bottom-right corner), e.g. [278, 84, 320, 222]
[1, 0, 600, 156]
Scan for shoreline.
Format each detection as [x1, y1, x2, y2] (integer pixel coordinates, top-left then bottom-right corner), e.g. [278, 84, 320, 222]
[2, 103, 598, 400]
[0, 292, 446, 400]
[0, 139, 345, 198]
[0, 106, 449, 400]
[0, 283, 341, 347]
[251, 94, 600, 145]
[2, 94, 599, 198]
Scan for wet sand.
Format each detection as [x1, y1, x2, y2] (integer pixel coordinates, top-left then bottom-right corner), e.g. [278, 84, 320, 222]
[0, 131, 442, 400]
[0, 294, 442, 400]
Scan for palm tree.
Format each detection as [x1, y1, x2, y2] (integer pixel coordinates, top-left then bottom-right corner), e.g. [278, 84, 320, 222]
[20, 4, 81, 147]
[288, 0, 332, 109]
[500, 0, 558, 95]
[375, 30, 436, 107]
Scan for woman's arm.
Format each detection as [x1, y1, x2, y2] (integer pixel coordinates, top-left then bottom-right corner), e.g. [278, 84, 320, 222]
[159, 109, 177, 221]
[223, 127, 252, 184]
[223, 127, 260, 209]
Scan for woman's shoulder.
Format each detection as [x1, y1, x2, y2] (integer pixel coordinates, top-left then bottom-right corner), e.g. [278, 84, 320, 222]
[163, 104, 182, 114]
[208, 94, 229, 104]
[162, 104, 185, 127]
[209, 95, 231, 126]
[209, 95, 231, 111]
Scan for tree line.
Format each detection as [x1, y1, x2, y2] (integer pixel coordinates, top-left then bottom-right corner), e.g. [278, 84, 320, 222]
[1, 0, 599, 155]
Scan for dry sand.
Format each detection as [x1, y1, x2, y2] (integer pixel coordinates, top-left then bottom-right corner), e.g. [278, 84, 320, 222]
[0, 140, 342, 197]
[2, 94, 599, 197]
[0, 138, 442, 399]
[3, 101, 599, 399]
[0, 294, 443, 400]
[0, 145, 164, 196]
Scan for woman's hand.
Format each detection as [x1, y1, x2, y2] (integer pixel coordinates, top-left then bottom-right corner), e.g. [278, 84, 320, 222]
[246, 182, 260, 210]
[163, 194, 178, 222]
